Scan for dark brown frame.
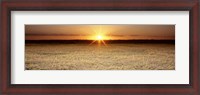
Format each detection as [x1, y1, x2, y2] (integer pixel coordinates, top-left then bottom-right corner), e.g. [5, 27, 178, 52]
[0, 0, 199, 95]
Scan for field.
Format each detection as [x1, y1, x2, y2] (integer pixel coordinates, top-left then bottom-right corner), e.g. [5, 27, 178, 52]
[25, 43, 175, 70]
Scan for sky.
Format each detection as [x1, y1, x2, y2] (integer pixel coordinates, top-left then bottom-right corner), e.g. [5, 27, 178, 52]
[25, 25, 175, 40]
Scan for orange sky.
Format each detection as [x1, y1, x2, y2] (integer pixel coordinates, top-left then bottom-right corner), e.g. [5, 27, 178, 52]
[25, 25, 175, 40]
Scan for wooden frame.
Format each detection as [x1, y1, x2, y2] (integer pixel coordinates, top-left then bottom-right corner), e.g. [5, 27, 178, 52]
[0, 0, 199, 95]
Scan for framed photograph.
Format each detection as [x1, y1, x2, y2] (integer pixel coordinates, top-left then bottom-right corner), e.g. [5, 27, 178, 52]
[0, 0, 199, 95]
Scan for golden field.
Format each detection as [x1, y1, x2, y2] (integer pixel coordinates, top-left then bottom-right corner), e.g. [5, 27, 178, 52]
[25, 44, 175, 70]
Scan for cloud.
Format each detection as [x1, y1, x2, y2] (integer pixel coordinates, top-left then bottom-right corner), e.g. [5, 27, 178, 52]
[26, 34, 87, 36]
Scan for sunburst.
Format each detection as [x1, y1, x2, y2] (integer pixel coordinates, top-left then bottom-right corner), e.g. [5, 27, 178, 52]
[89, 35, 107, 46]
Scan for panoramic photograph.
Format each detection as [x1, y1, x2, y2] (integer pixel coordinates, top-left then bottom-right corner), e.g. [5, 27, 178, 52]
[25, 24, 175, 70]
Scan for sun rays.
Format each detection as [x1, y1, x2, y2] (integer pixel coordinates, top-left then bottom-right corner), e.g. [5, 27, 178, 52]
[88, 26, 108, 46]
[89, 34, 107, 46]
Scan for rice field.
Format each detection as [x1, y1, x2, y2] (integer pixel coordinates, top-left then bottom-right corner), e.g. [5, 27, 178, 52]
[25, 44, 175, 70]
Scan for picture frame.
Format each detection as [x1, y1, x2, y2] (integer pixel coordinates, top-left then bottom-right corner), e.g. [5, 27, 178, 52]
[0, 0, 199, 95]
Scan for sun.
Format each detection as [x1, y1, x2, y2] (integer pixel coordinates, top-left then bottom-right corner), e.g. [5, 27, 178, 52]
[89, 35, 107, 46]
[96, 35, 103, 40]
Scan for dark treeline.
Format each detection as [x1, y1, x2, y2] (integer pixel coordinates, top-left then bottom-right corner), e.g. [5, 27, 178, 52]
[25, 40, 175, 44]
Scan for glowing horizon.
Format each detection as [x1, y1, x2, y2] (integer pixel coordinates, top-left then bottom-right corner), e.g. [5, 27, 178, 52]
[25, 25, 175, 40]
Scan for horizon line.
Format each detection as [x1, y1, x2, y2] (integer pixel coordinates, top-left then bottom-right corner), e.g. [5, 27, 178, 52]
[25, 39, 175, 41]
